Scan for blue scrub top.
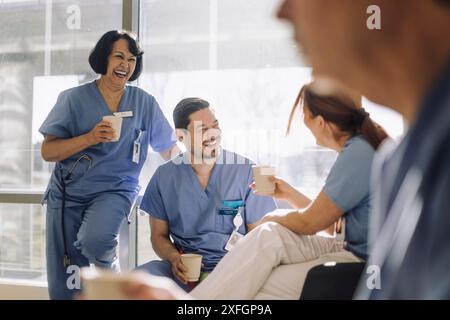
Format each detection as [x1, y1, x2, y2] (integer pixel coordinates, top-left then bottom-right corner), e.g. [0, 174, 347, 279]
[39, 80, 176, 207]
[140, 149, 277, 271]
[323, 135, 375, 260]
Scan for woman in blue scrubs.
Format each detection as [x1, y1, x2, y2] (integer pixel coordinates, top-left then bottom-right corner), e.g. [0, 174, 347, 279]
[39, 30, 178, 300]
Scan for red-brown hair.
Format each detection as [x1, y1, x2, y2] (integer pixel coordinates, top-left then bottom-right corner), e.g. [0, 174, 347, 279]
[287, 83, 388, 150]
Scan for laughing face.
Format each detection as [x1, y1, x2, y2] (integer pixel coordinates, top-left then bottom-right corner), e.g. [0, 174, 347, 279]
[184, 108, 222, 161]
[104, 38, 137, 87]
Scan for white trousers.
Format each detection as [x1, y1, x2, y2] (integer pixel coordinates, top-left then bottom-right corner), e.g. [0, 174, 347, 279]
[191, 222, 361, 300]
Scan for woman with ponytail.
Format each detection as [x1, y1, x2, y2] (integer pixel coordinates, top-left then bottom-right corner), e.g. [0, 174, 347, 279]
[190, 82, 389, 299]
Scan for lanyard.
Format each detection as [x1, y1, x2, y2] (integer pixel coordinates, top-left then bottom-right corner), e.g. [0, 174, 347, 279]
[225, 207, 245, 251]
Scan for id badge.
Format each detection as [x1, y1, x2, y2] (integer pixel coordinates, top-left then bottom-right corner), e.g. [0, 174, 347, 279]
[225, 230, 244, 251]
[218, 208, 238, 216]
[223, 200, 244, 208]
[114, 111, 133, 118]
[132, 141, 141, 164]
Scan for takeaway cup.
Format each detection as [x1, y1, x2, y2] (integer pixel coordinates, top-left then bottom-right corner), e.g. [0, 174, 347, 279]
[252, 165, 276, 194]
[180, 254, 203, 282]
[102, 115, 123, 142]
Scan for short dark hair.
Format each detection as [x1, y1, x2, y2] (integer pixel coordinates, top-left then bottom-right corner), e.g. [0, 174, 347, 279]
[173, 98, 210, 129]
[89, 30, 144, 82]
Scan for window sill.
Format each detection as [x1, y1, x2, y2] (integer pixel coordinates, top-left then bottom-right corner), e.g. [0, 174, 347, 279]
[0, 279, 48, 300]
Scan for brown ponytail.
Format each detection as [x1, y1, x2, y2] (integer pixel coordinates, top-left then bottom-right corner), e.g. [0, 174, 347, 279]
[287, 83, 389, 150]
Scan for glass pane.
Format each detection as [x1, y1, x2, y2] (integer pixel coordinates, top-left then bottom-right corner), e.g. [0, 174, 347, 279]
[0, 0, 122, 283]
[0, 0, 122, 191]
[137, 210, 158, 266]
[141, 0, 210, 72]
[138, 0, 404, 264]
[0, 203, 46, 282]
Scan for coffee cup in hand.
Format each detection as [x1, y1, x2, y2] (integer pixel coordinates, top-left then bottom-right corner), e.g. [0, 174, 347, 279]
[102, 115, 123, 142]
[252, 165, 276, 194]
[180, 254, 202, 282]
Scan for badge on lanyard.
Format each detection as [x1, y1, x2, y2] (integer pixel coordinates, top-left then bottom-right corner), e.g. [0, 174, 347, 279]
[132, 130, 142, 164]
[218, 200, 244, 215]
[225, 207, 245, 251]
[114, 111, 133, 118]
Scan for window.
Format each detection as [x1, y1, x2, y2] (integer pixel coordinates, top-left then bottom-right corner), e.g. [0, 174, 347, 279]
[0, 0, 122, 283]
[0, 203, 45, 281]
[0, 0, 404, 278]
[136, 0, 403, 264]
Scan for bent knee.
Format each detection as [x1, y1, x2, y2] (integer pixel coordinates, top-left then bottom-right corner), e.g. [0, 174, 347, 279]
[249, 221, 295, 244]
[257, 221, 289, 234]
[77, 234, 118, 261]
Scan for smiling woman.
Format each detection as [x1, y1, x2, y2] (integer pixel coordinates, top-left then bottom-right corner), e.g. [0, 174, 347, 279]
[89, 30, 143, 82]
[39, 29, 178, 300]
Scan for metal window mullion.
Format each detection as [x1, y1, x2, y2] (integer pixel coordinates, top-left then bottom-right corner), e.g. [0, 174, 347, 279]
[128, 204, 139, 270]
[122, 0, 140, 33]
[122, 0, 140, 270]
[0, 192, 43, 204]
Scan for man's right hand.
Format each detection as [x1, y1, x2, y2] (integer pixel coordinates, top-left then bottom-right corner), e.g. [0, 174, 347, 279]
[168, 252, 189, 284]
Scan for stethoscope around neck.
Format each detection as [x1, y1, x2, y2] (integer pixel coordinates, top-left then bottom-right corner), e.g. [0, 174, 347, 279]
[58, 154, 93, 268]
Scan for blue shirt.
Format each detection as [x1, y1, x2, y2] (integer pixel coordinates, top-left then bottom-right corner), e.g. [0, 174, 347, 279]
[139, 149, 277, 271]
[356, 59, 450, 300]
[323, 135, 374, 260]
[39, 80, 176, 207]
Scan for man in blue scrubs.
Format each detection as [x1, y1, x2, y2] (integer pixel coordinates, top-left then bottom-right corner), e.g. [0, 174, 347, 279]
[138, 98, 277, 290]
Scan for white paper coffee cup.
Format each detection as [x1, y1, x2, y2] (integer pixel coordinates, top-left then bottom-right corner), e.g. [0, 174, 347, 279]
[81, 267, 129, 300]
[180, 254, 202, 282]
[252, 165, 276, 194]
[102, 115, 123, 142]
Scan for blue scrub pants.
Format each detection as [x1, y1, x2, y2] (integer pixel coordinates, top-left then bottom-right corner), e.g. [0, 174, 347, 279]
[46, 192, 131, 300]
[136, 260, 190, 292]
